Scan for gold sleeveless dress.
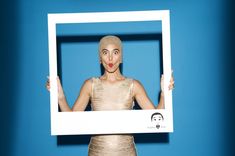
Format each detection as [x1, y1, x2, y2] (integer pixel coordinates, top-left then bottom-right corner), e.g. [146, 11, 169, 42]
[88, 77, 137, 156]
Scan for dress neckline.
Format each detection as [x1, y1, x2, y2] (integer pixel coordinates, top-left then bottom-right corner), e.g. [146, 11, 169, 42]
[98, 77, 128, 85]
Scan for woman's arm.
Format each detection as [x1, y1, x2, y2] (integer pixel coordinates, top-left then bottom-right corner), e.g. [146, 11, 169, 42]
[133, 71, 174, 110]
[47, 77, 91, 112]
[133, 80, 159, 109]
[71, 79, 92, 111]
[156, 74, 165, 109]
[156, 92, 165, 109]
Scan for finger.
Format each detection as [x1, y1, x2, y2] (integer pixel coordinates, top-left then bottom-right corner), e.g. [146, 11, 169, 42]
[168, 86, 171, 90]
[170, 75, 174, 82]
[168, 86, 174, 90]
[46, 83, 50, 88]
[169, 80, 174, 87]
[46, 84, 50, 91]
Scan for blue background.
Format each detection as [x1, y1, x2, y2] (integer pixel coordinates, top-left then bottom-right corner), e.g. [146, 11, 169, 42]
[0, 0, 235, 156]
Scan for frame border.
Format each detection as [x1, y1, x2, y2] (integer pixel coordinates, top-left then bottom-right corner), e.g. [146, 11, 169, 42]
[48, 10, 173, 135]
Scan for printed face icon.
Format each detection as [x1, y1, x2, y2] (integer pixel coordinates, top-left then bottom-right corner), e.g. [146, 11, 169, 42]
[152, 114, 163, 122]
[151, 113, 164, 129]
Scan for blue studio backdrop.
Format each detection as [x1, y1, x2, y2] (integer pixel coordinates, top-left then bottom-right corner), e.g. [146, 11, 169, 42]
[0, 0, 234, 156]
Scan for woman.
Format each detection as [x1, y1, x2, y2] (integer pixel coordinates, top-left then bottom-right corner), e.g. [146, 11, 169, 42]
[46, 35, 174, 156]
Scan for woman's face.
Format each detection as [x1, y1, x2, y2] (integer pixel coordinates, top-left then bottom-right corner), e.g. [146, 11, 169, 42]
[100, 44, 122, 73]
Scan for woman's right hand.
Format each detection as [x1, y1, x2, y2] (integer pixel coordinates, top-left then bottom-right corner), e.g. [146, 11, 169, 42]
[46, 76, 65, 101]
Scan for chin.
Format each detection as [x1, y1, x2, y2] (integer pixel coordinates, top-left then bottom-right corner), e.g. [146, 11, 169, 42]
[104, 67, 119, 73]
[106, 69, 117, 73]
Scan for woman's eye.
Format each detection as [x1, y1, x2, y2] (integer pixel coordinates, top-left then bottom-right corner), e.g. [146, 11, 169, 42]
[114, 50, 119, 55]
[102, 51, 108, 55]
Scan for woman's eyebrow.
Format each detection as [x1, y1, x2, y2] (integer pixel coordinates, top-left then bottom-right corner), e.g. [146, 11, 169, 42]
[102, 48, 119, 51]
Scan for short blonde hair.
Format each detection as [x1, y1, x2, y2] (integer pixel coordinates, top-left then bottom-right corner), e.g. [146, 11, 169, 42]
[99, 35, 122, 53]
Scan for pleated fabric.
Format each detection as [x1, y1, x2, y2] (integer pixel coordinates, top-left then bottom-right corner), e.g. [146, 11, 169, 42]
[88, 77, 137, 156]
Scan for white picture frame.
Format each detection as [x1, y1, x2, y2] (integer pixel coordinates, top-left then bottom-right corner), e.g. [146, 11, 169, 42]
[48, 10, 173, 135]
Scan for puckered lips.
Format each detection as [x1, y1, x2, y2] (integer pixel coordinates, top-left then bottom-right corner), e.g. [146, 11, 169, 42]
[108, 63, 113, 68]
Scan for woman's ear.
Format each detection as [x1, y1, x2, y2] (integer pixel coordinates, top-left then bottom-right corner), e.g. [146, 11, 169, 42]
[99, 57, 102, 64]
[120, 51, 123, 63]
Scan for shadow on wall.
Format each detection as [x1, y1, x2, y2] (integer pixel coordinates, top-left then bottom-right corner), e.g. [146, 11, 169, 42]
[56, 33, 168, 145]
[57, 133, 169, 145]
[0, 0, 20, 155]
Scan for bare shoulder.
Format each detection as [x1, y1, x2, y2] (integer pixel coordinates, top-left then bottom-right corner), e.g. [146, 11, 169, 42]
[81, 78, 93, 93]
[133, 79, 144, 88]
[83, 78, 92, 85]
[133, 79, 146, 95]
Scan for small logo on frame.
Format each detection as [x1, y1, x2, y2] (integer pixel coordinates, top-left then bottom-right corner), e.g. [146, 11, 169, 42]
[151, 112, 164, 129]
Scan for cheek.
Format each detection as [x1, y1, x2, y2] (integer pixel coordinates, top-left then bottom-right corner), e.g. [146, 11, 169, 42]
[114, 55, 122, 62]
[100, 55, 108, 63]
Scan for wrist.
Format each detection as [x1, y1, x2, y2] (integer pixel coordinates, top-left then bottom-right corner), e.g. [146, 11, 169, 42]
[58, 94, 66, 102]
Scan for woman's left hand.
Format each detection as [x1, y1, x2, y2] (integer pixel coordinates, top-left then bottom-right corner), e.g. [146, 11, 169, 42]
[160, 70, 175, 93]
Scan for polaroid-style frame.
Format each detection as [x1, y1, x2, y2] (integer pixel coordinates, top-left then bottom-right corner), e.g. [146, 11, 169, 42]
[48, 10, 173, 135]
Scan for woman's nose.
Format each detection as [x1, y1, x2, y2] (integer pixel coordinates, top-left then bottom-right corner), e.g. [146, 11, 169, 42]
[109, 53, 113, 61]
